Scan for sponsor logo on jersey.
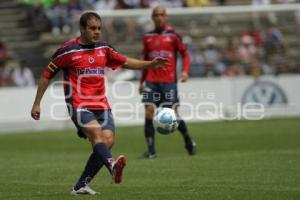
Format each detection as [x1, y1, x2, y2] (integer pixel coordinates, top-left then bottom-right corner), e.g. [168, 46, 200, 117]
[163, 36, 172, 42]
[88, 56, 95, 63]
[72, 55, 82, 60]
[148, 50, 172, 59]
[77, 67, 105, 75]
[97, 50, 105, 57]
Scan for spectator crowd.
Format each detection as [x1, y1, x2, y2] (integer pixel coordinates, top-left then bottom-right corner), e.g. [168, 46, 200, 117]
[187, 21, 295, 78]
[0, 0, 299, 87]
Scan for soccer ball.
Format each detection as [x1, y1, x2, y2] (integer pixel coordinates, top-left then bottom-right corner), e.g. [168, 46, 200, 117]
[153, 107, 178, 135]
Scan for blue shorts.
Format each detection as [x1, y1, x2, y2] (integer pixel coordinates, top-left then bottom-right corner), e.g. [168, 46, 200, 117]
[142, 82, 179, 108]
[70, 109, 115, 139]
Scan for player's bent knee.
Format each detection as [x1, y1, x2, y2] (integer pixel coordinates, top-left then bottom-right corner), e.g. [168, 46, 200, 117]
[84, 135, 102, 146]
[106, 139, 114, 149]
[102, 130, 115, 148]
[104, 135, 114, 148]
[82, 120, 104, 145]
[87, 132, 104, 145]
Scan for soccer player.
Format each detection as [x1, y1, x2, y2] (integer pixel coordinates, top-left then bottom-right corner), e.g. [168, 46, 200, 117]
[139, 6, 196, 159]
[30, 12, 169, 195]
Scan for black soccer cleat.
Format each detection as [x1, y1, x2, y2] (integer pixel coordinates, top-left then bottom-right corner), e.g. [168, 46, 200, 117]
[185, 140, 196, 155]
[142, 151, 157, 159]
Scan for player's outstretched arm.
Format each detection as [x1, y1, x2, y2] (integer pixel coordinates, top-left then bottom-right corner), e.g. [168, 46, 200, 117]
[123, 57, 169, 70]
[31, 76, 51, 120]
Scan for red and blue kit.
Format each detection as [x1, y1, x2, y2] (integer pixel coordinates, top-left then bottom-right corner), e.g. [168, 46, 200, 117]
[141, 25, 190, 83]
[42, 37, 127, 110]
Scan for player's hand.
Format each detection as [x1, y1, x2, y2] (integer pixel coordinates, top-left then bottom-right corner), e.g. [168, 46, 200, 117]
[138, 84, 144, 94]
[31, 104, 41, 120]
[150, 57, 170, 68]
[179, 71, 189, 82]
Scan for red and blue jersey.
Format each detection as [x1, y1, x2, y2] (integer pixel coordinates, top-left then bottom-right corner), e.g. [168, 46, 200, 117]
[42, 37, 127, 110]
[141, 25, 190, 83]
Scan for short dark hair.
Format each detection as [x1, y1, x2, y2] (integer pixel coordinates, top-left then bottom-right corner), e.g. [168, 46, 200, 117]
[79, 12, 101, 28]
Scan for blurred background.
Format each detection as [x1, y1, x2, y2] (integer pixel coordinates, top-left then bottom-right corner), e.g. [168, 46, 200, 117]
[0, 0, 300, 132]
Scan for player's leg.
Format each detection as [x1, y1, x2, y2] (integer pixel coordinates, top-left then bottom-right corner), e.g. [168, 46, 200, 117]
[143, 104, 157, 158]
[174, 105, 196, 155]
[95, 110, 125, 184]
[81, 119, 114, 169]
[89, 128, 125, 184]
[71, 110, 122, 195]
[141, 82, 160, 158]
[76, 110, 125, 182]
[69, 110, 98, 194]
[73, 128, 113, 192]
[72, 151, 101, 195]
[71, 119, 112, 195]
[162, 83, 196, 155]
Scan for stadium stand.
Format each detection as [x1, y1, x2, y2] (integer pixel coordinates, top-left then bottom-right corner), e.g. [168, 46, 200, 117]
[0, 0, 299, 80]
[0, 0, 48, 79]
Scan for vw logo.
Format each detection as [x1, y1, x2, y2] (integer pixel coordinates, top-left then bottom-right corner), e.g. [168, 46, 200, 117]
[242, 80, 288, 106]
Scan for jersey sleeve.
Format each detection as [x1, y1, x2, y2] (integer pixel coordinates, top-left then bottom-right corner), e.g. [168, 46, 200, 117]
[140, 69, 148, 84]
[140, 37, 148, 84]
[106, 46, 127, 70]
[141, 36, 149, 60]
[42, 61, 60, 79]
[174, 33, 191, 73]
[42, 47, 70, 79]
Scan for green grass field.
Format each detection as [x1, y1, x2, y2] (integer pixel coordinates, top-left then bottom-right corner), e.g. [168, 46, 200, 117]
[0, 118, 300, 200]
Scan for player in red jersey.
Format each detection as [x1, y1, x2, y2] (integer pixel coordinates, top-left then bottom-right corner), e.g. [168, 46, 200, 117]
[30, 12, 169, 195]
[139, 6, 196, 159]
